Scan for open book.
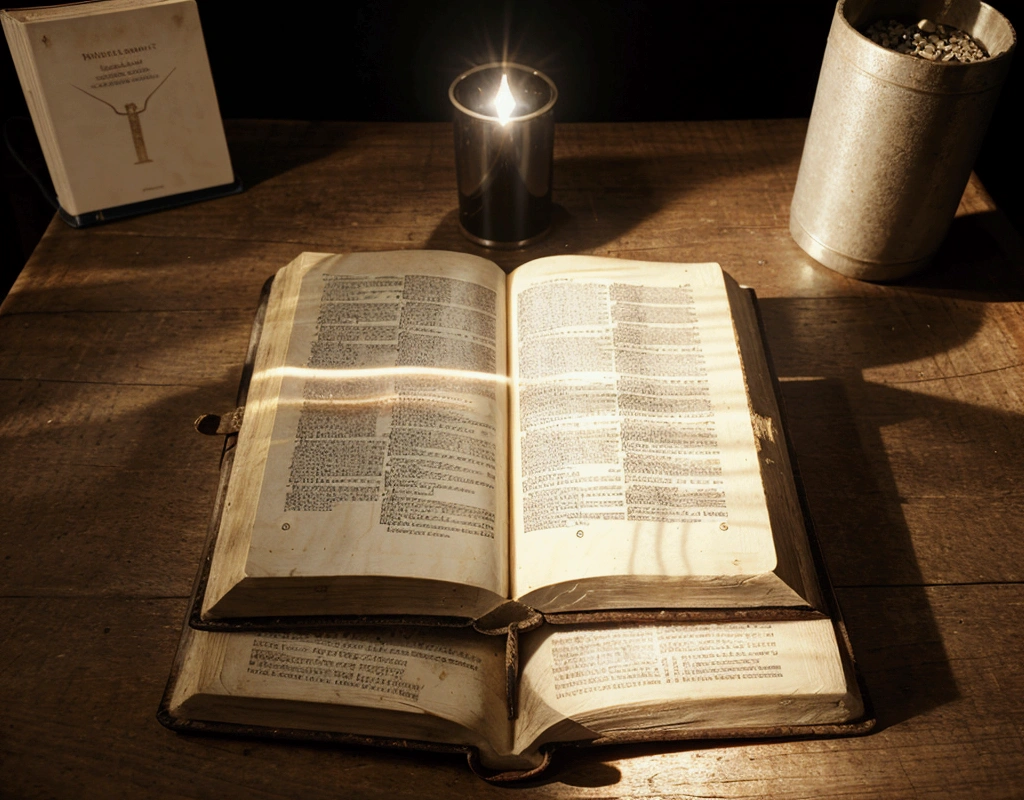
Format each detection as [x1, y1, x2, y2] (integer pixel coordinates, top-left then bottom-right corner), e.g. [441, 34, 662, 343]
[198, 251, 824, 625]
[1, 0, 239, 226]
[162, 615, 869, 776]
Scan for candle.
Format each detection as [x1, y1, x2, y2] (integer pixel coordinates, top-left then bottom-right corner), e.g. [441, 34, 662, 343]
[449, 62, 557, 248]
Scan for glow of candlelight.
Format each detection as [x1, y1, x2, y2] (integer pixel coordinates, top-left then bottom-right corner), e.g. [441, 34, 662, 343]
[494, 73, 516, 126]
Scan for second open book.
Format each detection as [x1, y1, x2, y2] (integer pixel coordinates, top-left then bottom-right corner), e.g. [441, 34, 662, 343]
[199, 250, 823, 625]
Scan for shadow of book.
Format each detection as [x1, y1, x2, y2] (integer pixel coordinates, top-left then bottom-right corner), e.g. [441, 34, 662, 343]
[779, 377, 959, 728]
[758, 281, 1024, 729]
[224, 119, 363, 190]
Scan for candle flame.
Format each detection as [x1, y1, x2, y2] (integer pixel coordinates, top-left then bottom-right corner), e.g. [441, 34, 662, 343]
[494, 73, 516, 126]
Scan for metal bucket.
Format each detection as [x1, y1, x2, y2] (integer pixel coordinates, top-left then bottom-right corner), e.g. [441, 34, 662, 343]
[790, 0, 1016, 281]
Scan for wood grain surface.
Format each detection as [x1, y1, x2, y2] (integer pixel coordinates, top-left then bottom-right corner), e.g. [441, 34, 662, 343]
[2, 119, 1023, 798]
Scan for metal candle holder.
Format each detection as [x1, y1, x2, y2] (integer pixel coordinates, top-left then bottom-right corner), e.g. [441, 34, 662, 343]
[449, 62, 557, 249]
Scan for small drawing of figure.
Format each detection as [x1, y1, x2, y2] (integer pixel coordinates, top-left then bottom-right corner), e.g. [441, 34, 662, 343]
[73, 67, 175, 165]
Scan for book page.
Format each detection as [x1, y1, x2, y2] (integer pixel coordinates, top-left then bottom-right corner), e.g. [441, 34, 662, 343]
[508, 256, 777, 608]
[514, 618, 862, 753]
[170, 625, 528, 769]
[14, 0, 233, 215]
[205, 251, 509, 618]
[251, 251, 508, 591]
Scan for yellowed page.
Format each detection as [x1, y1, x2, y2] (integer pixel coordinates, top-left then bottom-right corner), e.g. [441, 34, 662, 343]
[508, 255, 777, 609]
[204, 251, 509, 618]
[170, 625, 531, 770]
[9, 0, 233, 215]
[514, 618, 862, 753]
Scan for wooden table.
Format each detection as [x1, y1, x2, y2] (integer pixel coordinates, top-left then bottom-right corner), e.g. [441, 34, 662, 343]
[3, 120, 1023, 798]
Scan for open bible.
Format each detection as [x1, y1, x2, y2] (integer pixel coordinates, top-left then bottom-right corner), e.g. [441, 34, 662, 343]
[162, 250, 873, 778]
[162, 615, 869, 776]
[197, 250, 826, 625]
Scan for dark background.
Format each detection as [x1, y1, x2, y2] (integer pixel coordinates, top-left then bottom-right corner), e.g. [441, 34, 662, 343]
[2, 0, 1021, 298]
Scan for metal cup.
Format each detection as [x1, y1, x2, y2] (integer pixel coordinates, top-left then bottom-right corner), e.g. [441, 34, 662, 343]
[790, 0, 1016, 281]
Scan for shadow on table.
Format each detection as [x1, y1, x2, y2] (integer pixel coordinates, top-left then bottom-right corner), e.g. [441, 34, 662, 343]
[421, 204, 583, 272]
[881, 210, 1024, 301]
[423, 146, 797, 269]
[777, 377, 961, 731]
[757, 288, 1024, 732]
[225, 120, 361, 189]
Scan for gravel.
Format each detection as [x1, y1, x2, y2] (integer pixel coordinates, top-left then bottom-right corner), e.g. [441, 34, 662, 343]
[863, 18, 989, 62]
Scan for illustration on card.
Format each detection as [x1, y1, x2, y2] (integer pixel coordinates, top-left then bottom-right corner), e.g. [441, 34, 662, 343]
[73, 66, 175, 165]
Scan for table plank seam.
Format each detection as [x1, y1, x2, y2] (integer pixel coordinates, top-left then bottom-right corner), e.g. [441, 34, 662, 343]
[0, 308, 257, 318]
[868, 364, 1024, 385]
[0, 376, 221, 389]
[835, 580, 1023, 589]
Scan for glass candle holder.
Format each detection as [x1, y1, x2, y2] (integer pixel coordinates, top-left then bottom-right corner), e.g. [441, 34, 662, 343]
[449, 62, 557, 249]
